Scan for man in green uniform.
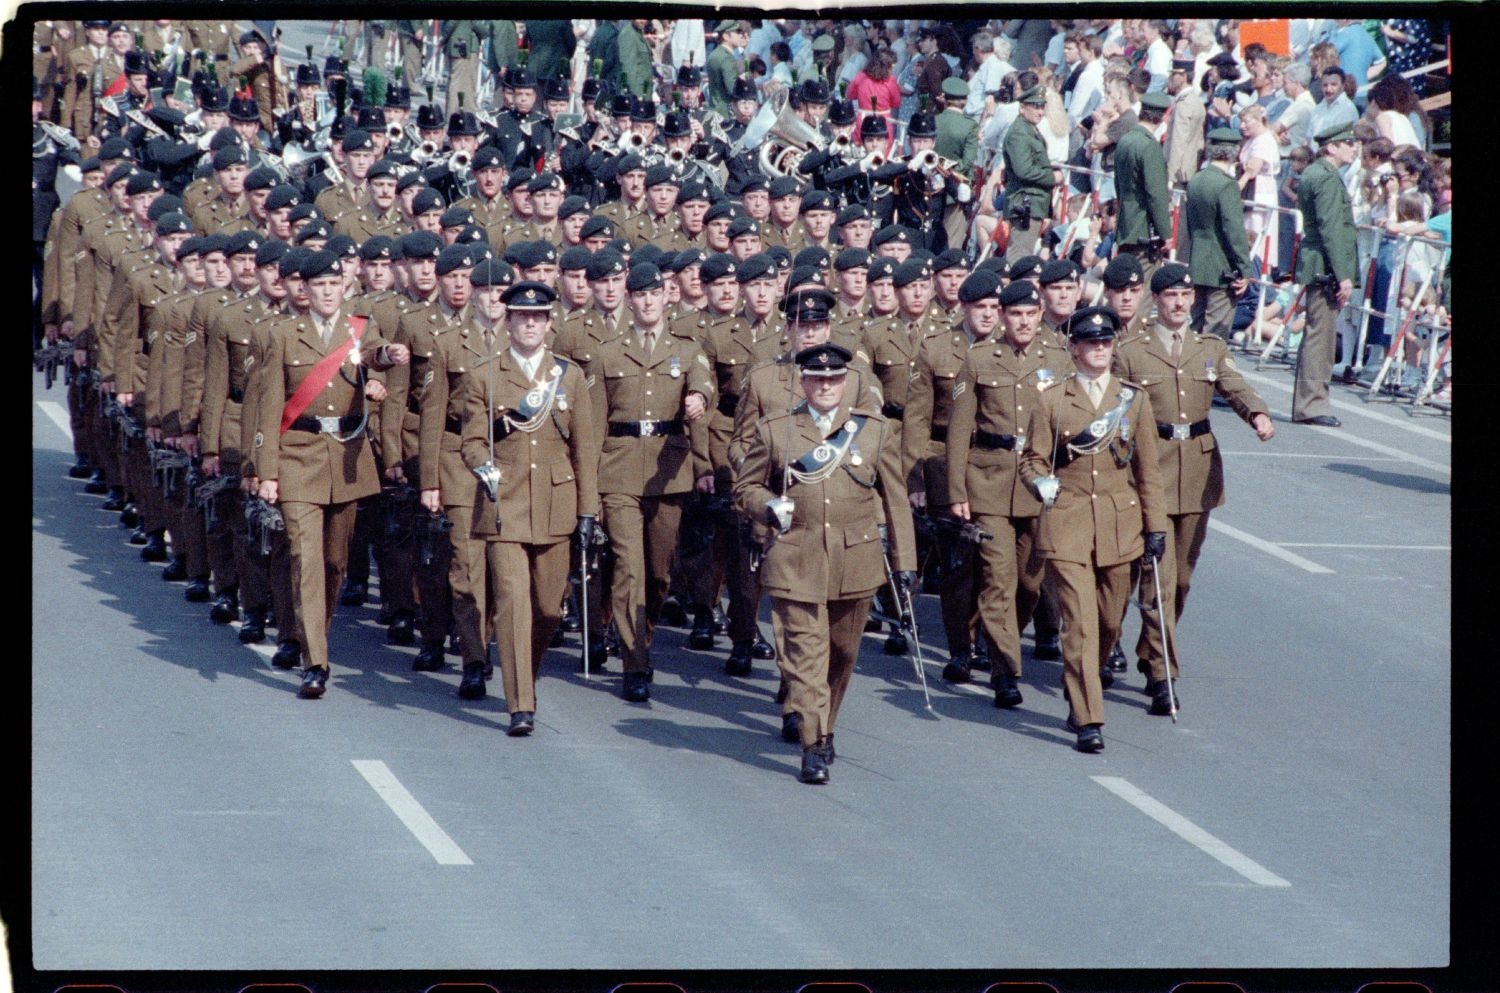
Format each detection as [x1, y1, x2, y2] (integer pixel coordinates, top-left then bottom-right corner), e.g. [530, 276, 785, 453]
[617, 19, 654, 101]
[1113, 91, 1174, 283]
[706, 21, 747, 116]
[1001, 84, 1054, 263]
[1291, 124, 1360, 428]
[1186, 127, 1253, 340]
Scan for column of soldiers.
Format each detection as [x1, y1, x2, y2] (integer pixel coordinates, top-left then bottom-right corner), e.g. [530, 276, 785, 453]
[38, 18, 1290, 780]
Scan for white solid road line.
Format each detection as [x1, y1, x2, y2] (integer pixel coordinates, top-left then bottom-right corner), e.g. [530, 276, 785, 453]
[1236, 367, 1451, 443]
[1277, 543, 1450, 550]
[1091, 776, 1291, 888]
[1207, 519, 1335, 575]
[38, 400, 72, 440]
[1298, 427, 1451, 475]
[351, 759, 473, 866]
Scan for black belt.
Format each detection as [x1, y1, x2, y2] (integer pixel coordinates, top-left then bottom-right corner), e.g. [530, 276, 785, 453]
[929, 425, 948, 442]
[716, 393, 739, 417]
[881, 402, 905, 421]
[288, 414, 362, 434]
[36, 45, 52, 53]
[973, 430, 1017, 451]
[228, 388, 244, 403]
[1156, 419, 1212, 441]
[445, 415, 464, 435]
[608, 419, 683, 438]
[213, 54, 230, 61]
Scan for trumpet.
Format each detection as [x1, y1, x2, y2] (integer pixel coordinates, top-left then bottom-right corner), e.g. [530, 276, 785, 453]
[666, 147, 688, 166]
[829, 133, 855, 157]
[449, 149, 472, 172]
[412, 139, 441, 164]
[37, 119, 81, 154]
[616, 131, 647, 154]
[386, 121, 407, 143]
[858, 150, 886, 172]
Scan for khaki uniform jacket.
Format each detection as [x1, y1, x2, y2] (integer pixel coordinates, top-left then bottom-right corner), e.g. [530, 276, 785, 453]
[146, 285, 200, 429]
[511, 217, 564, 248]
[105, 256, 183, 395]
[1020, 377, 1169, 567]
[159, 284, 231, 436]
[191, 194, 255, 237]
[1112, 327, 1269, 515]
[237, 302, 290, 479]
[761, 220, 803, 251]
[62, 45, 122, 140]
[866, 312, 947, 417]
[418, 319, 500, 505]
[47, 187, 109, 326]
[729, 352, 882, 474]
[459, 349, 601, 542]
[335, 204, 407, 244]
[702, 312, 786, 471]
[589, 325, 716, 497]
[314, 179, 371, 230]
[75, 214, 142, 355]
[251, 311, 395, 504]
[182, 176, 219, 217]
[946, 335, 1070, 517]
[454, 193, 512, 234]
[594, 197, 646, 232]
[734, 399, 916, 604]
[902, 327, 976, 502]
[374, 292, 447, 467]
[552, 307, 626, 386]
[195, 290, 270, 458]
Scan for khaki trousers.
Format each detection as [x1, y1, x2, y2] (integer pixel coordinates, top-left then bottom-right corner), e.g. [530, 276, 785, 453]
[484, 539, 570, 713]
[774, 595, 873, 747]
[281, 499, 359, 671]
[972, 512, 1046, 678]
[603, 492, 685, 673]
[1046, 556, 1133, 727]
[1133, 511, 1206, 680]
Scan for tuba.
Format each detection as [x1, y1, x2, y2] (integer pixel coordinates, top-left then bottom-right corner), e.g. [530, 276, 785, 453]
[750, 90, 827, 179]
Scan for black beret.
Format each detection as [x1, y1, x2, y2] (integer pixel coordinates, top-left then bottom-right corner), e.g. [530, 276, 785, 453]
[1037, 259, 1079, 285]
[579, 216, 617, 240]
[699, 253, 738, 283]
[527, 171, 566, 194]
[436, 243, 476, 275]
[738, 173, 770, 195]
[727, 216, 761, 239]
[396, 170, 428, 194]
[125, 171, 162, 196]
[893, 260, 931, 288]
[411, 188, 446, 215]
[677, 180, 711, 203]
[736, 254, 776, 283]
[867, 257, 897, 282]
[400, 231, 444, 260]
[366, 158, 398, 181]
[786, 264, 826, 290]
[439, 206, 476, 229]
[703, 201, 737, 224]
[629, 244, 665, 270]
[468, 258, 515, 287]
[105, 163, 134, 188]
[614, 153, 646, 174]
[871, 224, 912, 248]
[959, 269, 1003, 303]
[769, 176, 803, 199]
[766, 245, 793, 269]
[211, 145, 246, 171]
[625, 262, 664, 292]
[293, 220, 332, 244]
[278, 246, 309, 277]
[837, 203, 872, 226]
[834, 247, 871, 271]
[453, 225, 489, 247]
[146, 194, 184, 221]
[471, 145, 505, 171]
[998, 279, 1041, 307]
[644, 164, 680, 188]
[299, 249, 342, 280]
[585, 250, 626, 280]
[255, 239, 289, 267]
[224, 229, 262, 256]
[287, 203, 322, 225]
[800, 190, 837, 214]
[672, 248, 709, 272]
[342, 129, 373, 153]
[244, 165, 279, 191]
[1007, 255, 1044, 281]
[1102, 254, 1145, 290]
[358, 236, 395, 261]
[794, 246, 831, 271]
[560, 246, 594, 272]
[505, 169, 534, 193]
[79, 156, 103, 174]
[175, 236, 206, 259]
[558, 195, 591, 219]
[512, 241, 560, 269]
[196, 235, 228, 260]
[934, 249, 968, 273]
[99, 137, 134, 162]
[155, 211, 194, 235]
[1150, 262, 1194, 294]
[325, 234, 358, 259]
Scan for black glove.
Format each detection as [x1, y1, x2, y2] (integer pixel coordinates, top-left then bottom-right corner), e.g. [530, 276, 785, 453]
[577, 514, 596, 546]
[897, 571, 918, 596]
[1145, 532, 1167, 562]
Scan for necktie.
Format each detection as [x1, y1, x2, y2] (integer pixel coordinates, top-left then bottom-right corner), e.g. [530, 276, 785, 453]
[641, 331, 655, 356]
[1170, 330, 1183, 362]
[1087, 379, 1104, 408]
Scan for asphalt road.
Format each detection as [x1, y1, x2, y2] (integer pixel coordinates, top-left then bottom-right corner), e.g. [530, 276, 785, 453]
[30, 347, 1450, 975]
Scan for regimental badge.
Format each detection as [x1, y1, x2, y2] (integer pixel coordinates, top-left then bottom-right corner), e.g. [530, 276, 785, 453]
[1204, 360, 1217, 383]
[850, 450, 863, 466]
[525, 388, 544, 408]
[1037, 368, 1055, 391]
[1088, 417, 1108, 436]
[253, 431, 264, 448]
[813, 444, 833, 463]
[557, 390, 568, 411]
[669, 356, 681, 378]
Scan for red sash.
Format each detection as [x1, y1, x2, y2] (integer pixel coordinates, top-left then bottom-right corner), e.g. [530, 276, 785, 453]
[102, 71, 127, 99]
[279, 316, 368, 433]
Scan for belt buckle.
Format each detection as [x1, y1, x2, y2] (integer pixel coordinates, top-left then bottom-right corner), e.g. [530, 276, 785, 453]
[317, 416, 341, 434]
[1171, 423, 1191, 440]
[639, 420, 656, 438]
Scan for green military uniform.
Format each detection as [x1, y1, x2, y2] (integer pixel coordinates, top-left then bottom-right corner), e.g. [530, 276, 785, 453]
[935, 107, 979, 172]
[617, 22, 653, 100]
[1113, 123, 1172, 255]
[1185, 154, 1254, 339]
[705, 31, 741, 116]
[524, 20, 575, 82]
[1000, 92, 1053, 263]
[1292, 139, 1359, 422]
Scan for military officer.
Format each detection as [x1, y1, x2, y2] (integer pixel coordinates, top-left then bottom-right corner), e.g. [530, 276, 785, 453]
[252, 250, 410, 698]
[733, 339, 916, 784]
[1113, 91, 1174, 282]
[947, 275, 1071, 699]
[706, 20, 747, 115]
[1019, 306, 1168, 752]
[1001, 84, 1054, 263]
[461, 276, 601, 731]
[1112, 264, 1274, 712]
[589, 262, 715, 702]
[1291, 123, 1360, 428]
[1186, 127, 1254, 340]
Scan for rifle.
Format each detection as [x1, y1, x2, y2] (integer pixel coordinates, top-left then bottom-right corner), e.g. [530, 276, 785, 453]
[245, 496, 285, 556]
[194, 472, 240, 531]
[149, 441, 195, 498]
[681, 491, 736, 557]
[106, 399, 144, 452]
[417, 509, 453, 568]
[380, 482, 421, 544]
[34, 340, 71, 390]
[913, 513, 993, 581]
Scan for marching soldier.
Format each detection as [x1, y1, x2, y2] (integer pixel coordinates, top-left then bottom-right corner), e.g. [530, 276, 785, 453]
[190, 144, 255, 236]
[1112, 264, 1274, 713]
[1102, 255, 1152, 341]
[314, 128, 376, 230]
[865, 259, 948, 455]
[1186, 127, 1254, 340]
[1038, 259, 1082, 346]
[733, 338, 916, 784]
[1019, 306, 1168, 752]
[589, 262, 715, 702]
[251, 250, 410, 698]
[460, 276, 601, 730]
[947, 275, 1070, 698]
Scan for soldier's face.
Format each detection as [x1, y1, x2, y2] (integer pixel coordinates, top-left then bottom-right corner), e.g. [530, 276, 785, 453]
[230, 253, 259, 288]
[964, 298, 1001, 339]
[82, 170, 106, 190]
[546, 98, 568, 118]
[473, 284, 505, 321]
[869, 279, 896, 314]
[307, 274, 344, 317]
[592, 272, 625, 310]
[450, 134, 479, 154]
[1019, 102, 1046, 125]
[897, 280, 931, 317]
[803, 209, 834, 240]
[248, 188, 271, 219]
[200, 111, 228, 133]
[232, 120, 259, 142]
[801, 102, 827, 127]
[507, 309, 550, 351]
[127, 73, 149, 97]
[1043, 280, 1079, 318]
[705, 219, 732, 251]
[109, 181, 131, 211]
[771, 195, 800, 225]
[370, 177, 397, 210]
[85, 26, 108, 45]
[802, 371, 847, 413]
[109, 31, 132, 54]
[628, 285, 665, 326]
[408, 257, 437, 293]
[533, 188, 563, 221]
[257, 264, 286, 299]
[522, 263, 558, 288]
[215, 162, 247, 197]
[1100, 279, 1139, 316]
[561, 213, 587, 243]
[297, 83, 320, 105]
[621, 170, 647, 201]
[509, 189, 533, 217]
[793, 319, 831, 352]
[561, 268, 591, 307]
[837, 267, 866, 300]
[936, 269, 966, 304]
[678, 199, 708, 233]
[840, 219, 872, 250]
[475, 166, 505, 199]
[514, 88, 536, 114]
[1156, 286, 1194, 328]
[677, 87, 702, 110]
[647, 184, 678, 216]
[663, 278, 681, 304]
[440, 268, 473, 309]
[706, 277, 739, 314]
[362, 258, 393, 292]
[877, 241, 911, 263]
[741, 190, 769, 219]
[1070, 337, 1114, 375]
[130, 191, 159, 224]
[203, 251, 232, 287]
[346, 148, 375, 180]
[744, 278, 778, 318]
[180, 254, 206, 285]
[731, 235, 761, 260]
[734, 98, 758, 123]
